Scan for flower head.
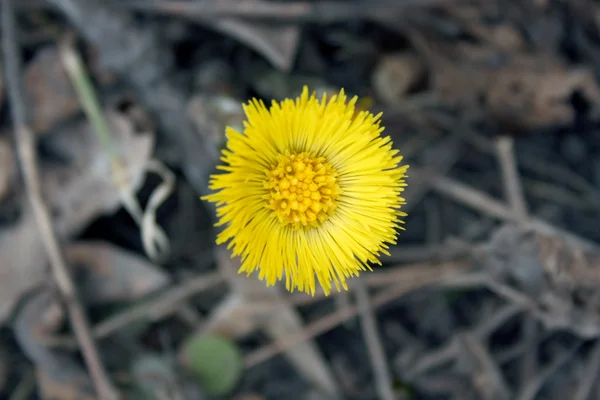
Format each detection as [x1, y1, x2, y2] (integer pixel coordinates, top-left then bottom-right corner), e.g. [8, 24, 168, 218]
[202, 86, 409, 295]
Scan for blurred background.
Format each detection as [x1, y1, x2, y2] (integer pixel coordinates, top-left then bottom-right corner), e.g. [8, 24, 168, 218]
[2, 0, 600, 399]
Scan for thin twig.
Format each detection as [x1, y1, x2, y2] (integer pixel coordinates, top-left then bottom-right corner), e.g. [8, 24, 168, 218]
[522, 178, 596, 211]
[494, 136, 537, 389]
[43, 260, 470, 349]
[244, 284, 402, 369]
[495, 136, 528, 219]
[464, 128, 600, 202]
[519, 318, 538, 392]
[42, 272, 225, 348]
[407, 303, 524, 379]
[244, 260, 468, 368]
[417, 169, 600, 253]
[460, 334, 512, 400]
[496, 331, 552, 366]
[1, 2, 117, 399]
[574, 339, 600, 400]
[515, 342, 583, 400]
[355, 279, 395, 400]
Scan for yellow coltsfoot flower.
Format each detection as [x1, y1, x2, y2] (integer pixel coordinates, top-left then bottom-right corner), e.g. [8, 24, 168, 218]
[202, 86, 409, 295]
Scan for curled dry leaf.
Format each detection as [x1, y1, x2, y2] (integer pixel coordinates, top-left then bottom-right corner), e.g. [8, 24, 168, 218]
[0, 111, 154, 323]
[372, 52, 426, 105]
[13, 290, 96, 400]
[23, 46, 80, 135]
[200, 18, 300, 72]
[65, 241, 170, 306]
[0, 137, 15, 202]
[432, 50, 600, 129]
[187, 93, 246, 152]
[486, 60, 600, 129]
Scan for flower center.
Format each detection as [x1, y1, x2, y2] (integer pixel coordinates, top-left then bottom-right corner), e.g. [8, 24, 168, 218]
[265, 152, 341, 228]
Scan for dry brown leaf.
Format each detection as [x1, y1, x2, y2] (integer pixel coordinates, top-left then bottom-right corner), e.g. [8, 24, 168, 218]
[203, 292, 266, 339]
[432, 50, 600, 129]
[469, 24, 526, 52]
[200, 18, 300, 72]
[487, 60, 600, 129]
[490, 25, 526, 52]
[0, 111, 154, 323]
[24, 46, 80, 135]
[65, 241, 170, 305]
[0, 137, 15, 202]
[372, 52, 426, 105]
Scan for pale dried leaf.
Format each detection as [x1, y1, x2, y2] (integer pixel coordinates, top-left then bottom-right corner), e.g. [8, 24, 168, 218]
[203, 292, 264, 339]
[0, 213, 48, 322]
[24, 46, 80, 135]
[0, 111, 153, 323]
[14, 290, 95, 400]
[488, 25, 526, 51]
[65, 241, 170, 305]
[42, 111, 154, 236]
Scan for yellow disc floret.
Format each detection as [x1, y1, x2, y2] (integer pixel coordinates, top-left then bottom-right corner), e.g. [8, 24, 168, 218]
[265, 152, 340, 229]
